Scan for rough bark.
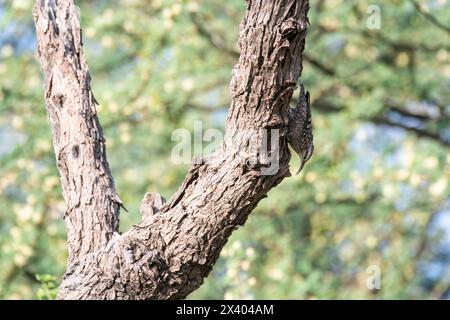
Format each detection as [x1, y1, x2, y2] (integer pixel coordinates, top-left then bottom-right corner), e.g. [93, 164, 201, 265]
[33, 0, 122, 268]
[33, 0, 310, 299]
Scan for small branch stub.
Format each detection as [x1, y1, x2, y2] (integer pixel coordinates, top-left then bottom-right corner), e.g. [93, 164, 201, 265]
[140, 193, 167, 219]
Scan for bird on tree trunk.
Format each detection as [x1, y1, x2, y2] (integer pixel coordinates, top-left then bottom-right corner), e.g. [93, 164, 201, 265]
[287, 82, 314, 175]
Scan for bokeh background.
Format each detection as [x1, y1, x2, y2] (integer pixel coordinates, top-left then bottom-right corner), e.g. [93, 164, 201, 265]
[0, 0, 449, 299]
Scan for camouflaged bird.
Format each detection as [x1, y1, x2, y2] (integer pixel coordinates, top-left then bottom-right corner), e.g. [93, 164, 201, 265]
[287, 82, 314, 175]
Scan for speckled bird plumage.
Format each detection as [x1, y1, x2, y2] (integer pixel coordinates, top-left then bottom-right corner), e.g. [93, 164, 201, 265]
[287, 82, 314, 175]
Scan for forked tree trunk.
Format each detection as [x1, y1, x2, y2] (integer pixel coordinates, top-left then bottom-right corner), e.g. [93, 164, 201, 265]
[33, 0, 310, 299]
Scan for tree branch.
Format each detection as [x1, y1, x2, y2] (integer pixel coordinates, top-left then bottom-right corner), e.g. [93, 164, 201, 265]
[190, 10, 335, 77]
[370, 116, 450, 147]
[303, 53, 336, 76]
[311, 98, 450, 147]
[189, 12, 240, 59]
[33, 0, 122, 267]
[34, 0, 310, 299]
[409, 0, 450, 34]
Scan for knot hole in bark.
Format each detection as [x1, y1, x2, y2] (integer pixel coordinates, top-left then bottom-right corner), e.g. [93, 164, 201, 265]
[52, 94, 65, 109]
[280, 18, 307, 41]
[72, 145, 80, 159]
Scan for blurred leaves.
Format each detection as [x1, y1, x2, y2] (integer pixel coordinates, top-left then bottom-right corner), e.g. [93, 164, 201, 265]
[35, 274, 58, 300]
[0, 0, 449, 299]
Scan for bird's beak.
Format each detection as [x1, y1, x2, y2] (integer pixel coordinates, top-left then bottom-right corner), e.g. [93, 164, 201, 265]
[295, 159, 305, 175]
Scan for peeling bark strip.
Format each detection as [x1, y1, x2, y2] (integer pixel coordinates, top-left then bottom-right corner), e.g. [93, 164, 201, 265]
[34, 0, 310, 299]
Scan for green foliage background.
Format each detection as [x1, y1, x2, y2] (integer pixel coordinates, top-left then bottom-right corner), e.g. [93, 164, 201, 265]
[0, 0, 449, 299]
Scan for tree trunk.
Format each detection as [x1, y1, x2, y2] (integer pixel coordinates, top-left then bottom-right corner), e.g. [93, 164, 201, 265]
[33, 0, 310, 299]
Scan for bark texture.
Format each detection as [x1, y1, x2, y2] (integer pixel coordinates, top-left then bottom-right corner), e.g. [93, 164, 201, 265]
[34, 0, 310, 299]
[33, 0, 121, 268]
